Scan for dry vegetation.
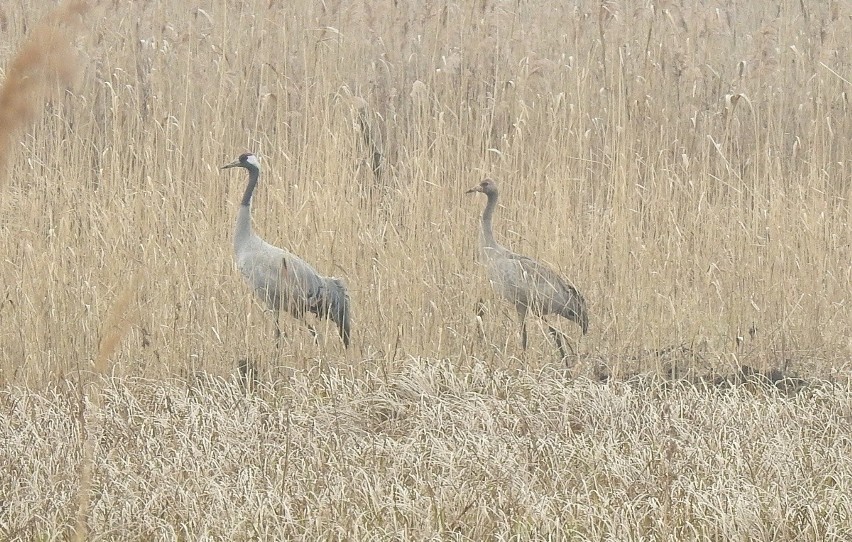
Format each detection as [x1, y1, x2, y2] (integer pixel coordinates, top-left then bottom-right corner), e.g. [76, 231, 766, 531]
[3, 365, 852, 539]
[0, 0, 850, 538]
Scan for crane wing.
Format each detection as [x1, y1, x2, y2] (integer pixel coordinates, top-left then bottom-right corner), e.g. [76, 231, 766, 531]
[276, 252, 325, 316]
[516, 255, 588, 333]
[488, 251, 588, 334]
[280, 254, 352, 347]
[308, 276, 351, 347]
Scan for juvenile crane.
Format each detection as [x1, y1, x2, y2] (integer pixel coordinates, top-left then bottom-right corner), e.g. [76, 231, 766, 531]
[221, 153, 351, 347]
[467, 178, 588, 356]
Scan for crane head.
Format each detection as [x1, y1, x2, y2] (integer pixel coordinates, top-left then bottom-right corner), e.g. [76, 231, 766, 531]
[221, 152, 260, 170]
[466, 178, 498, 195]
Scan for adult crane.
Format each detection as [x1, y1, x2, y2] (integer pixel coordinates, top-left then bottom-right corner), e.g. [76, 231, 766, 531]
[221, 152, 351, 347]
[467, 178, 587, 357]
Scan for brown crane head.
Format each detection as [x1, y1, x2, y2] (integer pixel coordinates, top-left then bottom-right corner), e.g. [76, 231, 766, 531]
[466, 178, 498, 196]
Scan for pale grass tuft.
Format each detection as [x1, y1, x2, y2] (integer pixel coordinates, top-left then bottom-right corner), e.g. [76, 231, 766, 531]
[1, 361, 851, 538]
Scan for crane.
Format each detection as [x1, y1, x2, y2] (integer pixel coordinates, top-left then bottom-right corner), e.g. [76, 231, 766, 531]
[221, 152, 351, 348]
[467, 178, 588, 357]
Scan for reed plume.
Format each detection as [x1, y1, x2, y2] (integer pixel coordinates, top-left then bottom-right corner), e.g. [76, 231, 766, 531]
[0, 0, 87, 182]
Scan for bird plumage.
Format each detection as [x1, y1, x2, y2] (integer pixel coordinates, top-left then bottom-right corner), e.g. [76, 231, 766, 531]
[467, 178, 588, 351]
[222, 153, 351, 347]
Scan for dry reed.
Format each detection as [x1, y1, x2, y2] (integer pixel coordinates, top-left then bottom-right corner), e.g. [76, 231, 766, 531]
[1, 0, 848, 382]
[0, 0, 86, 181]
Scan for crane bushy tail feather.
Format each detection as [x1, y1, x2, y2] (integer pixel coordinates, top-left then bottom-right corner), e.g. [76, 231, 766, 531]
[309, 276, 351, 348]
[556, 280, 589, 335]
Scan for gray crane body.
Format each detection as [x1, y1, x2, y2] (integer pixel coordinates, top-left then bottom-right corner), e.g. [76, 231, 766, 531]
[482, 244, 587, 330]
[223, 153, 351, 347]
[468, 178, 588, 351]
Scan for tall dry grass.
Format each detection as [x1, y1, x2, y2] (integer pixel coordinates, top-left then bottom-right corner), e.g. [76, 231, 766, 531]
[1, 0, 848, 383]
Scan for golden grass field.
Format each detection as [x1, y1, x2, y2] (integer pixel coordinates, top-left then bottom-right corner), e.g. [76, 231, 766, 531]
[0, 0, 850, 539]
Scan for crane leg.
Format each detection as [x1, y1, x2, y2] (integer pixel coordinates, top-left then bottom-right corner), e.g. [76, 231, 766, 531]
[547, 325, 574, 360]
[273, 311, 284, 344]
[274, 320, 319, 346]
[306, 323, 319, 344]
[273, 320, 319, 346]
[517, 307, 528, 350]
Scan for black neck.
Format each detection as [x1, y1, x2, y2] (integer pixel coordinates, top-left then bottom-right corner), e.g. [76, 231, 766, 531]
[241, 165, 259, 207]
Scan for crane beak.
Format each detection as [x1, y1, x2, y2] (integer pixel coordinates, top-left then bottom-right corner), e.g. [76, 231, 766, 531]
[220, 160, 240, 170]
[465, 186, 482, 194]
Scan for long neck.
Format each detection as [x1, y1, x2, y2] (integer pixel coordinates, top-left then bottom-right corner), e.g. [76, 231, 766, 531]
[241, 165, 259, 207]
[235, 165, 259, 249]
[480, 190, 499, 248]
